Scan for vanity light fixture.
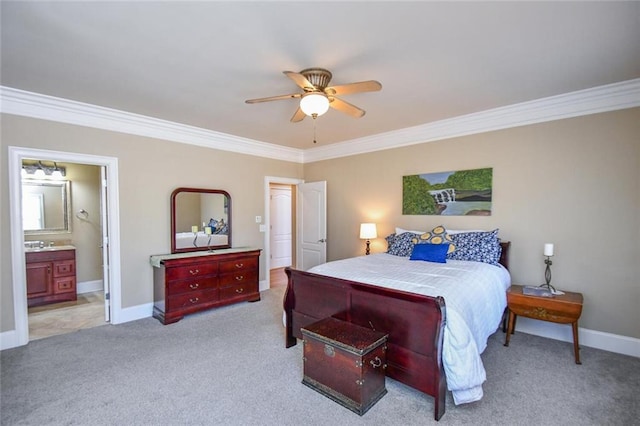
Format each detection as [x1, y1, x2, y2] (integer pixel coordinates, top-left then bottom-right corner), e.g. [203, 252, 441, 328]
[22, 161, 66, 179]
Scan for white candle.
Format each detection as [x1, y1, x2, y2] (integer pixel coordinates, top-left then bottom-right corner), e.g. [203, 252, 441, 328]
[544, 243, 554, 257]
[191, 225, 198, 233]
[205, 226, 212, 235]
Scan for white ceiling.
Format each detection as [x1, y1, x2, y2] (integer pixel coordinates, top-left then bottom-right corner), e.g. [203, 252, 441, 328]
[2, 1, 639, 150]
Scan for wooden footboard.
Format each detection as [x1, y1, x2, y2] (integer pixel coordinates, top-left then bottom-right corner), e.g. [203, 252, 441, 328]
[283, 267, 447, 421]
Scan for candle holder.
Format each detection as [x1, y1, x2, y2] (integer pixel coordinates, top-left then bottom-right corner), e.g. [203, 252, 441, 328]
[539, 256, 555, 292]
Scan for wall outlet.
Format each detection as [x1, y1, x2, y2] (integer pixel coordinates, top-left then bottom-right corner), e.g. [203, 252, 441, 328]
[255, 215, 262, 223]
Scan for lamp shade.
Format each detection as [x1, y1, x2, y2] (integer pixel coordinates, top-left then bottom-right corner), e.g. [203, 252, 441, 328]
[300, 92, 330, 117]
[359, 223, 377, 239]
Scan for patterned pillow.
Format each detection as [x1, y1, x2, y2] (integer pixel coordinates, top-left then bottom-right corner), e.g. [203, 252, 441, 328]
[386, 232, 419, 257]
[412, 225, 456, 254]
[447, 229, 502, 265]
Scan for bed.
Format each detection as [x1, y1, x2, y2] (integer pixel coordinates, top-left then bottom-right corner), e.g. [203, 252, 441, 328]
[283, 228, 510, 421]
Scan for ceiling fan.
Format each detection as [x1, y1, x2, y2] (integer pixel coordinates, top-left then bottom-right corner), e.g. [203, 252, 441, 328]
[245, 68, 382, 122]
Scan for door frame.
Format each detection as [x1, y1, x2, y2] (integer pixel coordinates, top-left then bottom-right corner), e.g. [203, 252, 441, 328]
[7, 146, 122, 348]
[263, 176, 304, 290]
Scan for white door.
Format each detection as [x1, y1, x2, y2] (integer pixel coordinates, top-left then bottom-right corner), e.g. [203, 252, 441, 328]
[297, 181, 327, 270]
[100, 166, 111, 322]
[270, 185, 292, 269]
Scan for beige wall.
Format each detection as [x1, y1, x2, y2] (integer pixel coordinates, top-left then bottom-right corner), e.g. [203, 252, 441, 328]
[2, 109, 638, 340]
[1, 114, 303, 332]
[304, 108, 640, 339]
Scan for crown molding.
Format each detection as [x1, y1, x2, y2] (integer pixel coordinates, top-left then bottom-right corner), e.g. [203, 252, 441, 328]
[0, 87, 304, 163]
[302, 78, 640, 163]
[2, 79, 639, 165]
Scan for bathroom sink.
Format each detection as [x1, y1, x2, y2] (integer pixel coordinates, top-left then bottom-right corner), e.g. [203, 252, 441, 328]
[25, 245, 76, 253]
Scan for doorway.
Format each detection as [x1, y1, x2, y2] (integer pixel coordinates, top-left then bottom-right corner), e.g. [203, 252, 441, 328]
[264, 177, 303, 290]
[23, 161, 106, 340]
[8, 146, 122, 349]
[269, 183, 293, 288]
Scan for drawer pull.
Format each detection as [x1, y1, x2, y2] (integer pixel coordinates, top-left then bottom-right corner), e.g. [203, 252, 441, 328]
[370, 357, 382, 369]
[189, 269, 199, 276]
[235, 275, 244, 281]
[189, 283, 199, 289]
[189, 297, 199, 304]
[235, 263, 244, 269]
[235, 288, 244, 294]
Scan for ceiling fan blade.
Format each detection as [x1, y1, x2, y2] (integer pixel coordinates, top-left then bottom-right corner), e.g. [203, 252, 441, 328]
[290, 107, 306, 123]
[245, 93, 302, 104]
[329, 96, 366, 118]
[283, 71, 315, 91]
[325, 80, 382, 96]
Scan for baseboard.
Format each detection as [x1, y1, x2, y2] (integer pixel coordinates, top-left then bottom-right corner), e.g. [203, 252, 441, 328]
[111, 302, 153, 325]
[259, 279, 267, 292]
[514, 317, 640, 358]
[77, 280, 103, 294]
[0, 329, 21, 351]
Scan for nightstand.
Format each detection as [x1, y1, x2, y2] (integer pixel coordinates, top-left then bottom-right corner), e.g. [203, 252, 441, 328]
[504, 284, 584, 364]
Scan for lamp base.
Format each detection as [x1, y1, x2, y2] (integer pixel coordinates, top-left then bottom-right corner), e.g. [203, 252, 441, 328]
[538, 283, 556, 293]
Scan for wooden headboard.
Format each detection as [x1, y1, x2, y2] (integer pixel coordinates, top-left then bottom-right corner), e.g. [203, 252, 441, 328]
[499, 241, 511, 271]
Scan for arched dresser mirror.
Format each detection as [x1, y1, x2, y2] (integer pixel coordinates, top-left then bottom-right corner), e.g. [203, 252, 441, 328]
[170, 187, 232, 254]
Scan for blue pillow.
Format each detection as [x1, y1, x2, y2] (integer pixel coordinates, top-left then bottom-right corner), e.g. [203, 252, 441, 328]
[410, 243, 450, 263]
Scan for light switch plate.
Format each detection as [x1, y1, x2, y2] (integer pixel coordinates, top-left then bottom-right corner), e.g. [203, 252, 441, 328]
[259, 224, 266, 232]
[255, 216, 262, 223]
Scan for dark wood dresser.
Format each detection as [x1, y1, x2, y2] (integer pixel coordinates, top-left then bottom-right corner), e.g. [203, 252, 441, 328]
[150, 248, 261, 325]
[26, 247, 77, 307]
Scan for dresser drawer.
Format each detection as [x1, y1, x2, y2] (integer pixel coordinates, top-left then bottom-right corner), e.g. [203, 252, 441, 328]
[219, 281, 258, 300]
[219, 256, 258, 274]
[167, 288, 219, 311]
[219, 269, 258, 287]
[53, 260, 75, 277]
[168, 276, 218, 295]
[54, 276, 76, 294]
[166, 262, 217, 280]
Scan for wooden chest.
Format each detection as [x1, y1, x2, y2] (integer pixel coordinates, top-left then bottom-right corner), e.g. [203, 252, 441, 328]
[301, 317, 388, 415]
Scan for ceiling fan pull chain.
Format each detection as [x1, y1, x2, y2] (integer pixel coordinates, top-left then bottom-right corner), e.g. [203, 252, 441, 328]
[312, 114, 318, 144]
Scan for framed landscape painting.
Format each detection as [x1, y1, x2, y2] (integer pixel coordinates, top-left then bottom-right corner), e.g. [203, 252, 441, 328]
[402, 168, 493, 216]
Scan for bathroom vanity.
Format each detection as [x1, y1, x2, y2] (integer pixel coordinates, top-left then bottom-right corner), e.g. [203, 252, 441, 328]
[25, 246, 77, 307]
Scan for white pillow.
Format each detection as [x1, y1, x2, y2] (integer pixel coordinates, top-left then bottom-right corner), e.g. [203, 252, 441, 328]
[396, 227, 487, 235]
[447, 229, 487, 235]
[395, 227, 425, 235]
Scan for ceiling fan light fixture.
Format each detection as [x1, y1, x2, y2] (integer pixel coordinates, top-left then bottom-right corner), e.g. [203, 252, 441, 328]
[299, 92, 330, 117]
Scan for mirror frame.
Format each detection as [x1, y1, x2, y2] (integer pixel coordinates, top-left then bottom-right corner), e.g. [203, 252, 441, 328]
[23, 179, 72, 235]
[170, 187, 232, 254]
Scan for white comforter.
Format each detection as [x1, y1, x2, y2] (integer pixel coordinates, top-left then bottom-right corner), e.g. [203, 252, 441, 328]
[308, 253, 511, 405]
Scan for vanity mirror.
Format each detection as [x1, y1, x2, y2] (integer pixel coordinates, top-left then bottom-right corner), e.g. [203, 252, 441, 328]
[171, 187, 231, 253]
[23, 179, 71, 234]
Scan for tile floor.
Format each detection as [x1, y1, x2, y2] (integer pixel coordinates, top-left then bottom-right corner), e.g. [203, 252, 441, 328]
[28, 291, 107, 341]
[27, 272, 288, 342]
